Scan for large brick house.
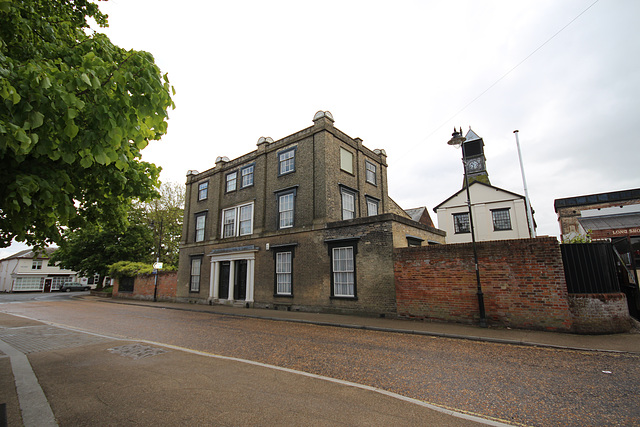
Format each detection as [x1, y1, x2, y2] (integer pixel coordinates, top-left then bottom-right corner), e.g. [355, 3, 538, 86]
[177, 111, 445, 315]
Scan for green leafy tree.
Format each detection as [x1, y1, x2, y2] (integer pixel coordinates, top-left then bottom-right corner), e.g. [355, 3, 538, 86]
[136, 181, 184, 269]
[0, 0, 175, 248]
[51, 216, 155, 285]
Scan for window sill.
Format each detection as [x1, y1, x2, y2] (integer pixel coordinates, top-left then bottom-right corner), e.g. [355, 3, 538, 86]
[330, 295, 358, 301]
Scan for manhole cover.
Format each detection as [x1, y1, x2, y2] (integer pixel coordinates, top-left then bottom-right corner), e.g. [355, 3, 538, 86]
[107, 343, 169, 359]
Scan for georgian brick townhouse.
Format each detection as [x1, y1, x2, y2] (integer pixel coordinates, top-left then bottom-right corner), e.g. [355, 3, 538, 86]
[177, 111, 445, 316]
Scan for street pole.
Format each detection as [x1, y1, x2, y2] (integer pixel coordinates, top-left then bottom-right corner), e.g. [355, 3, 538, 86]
[449, 128, 487, 327]
[153, 219, 163, 302]
[513, 130, 536, 238]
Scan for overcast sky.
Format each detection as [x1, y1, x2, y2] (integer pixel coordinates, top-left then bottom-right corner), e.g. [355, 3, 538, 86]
[3, 0, 639, 259]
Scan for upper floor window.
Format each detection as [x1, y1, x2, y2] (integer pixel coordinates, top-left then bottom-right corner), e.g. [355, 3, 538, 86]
[226, 171, 237, 192]
[492, 208, 512, 231]
[453, 212, 470, 234]
[195, 213, 207, 242]
[341, 188, 356, 220]
[222, 203, 254, 238]
[240, 164, 254, 188]
[365, 161, 377, 185]
[366, 196, 379, 216]
[32, 260, 43, 270]
[198, 181, 208, 201]
[340, 148, 354, 174]
[278, 147, 296, 175]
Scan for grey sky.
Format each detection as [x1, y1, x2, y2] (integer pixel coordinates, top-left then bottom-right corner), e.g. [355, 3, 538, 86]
[2, 0, 639, 258]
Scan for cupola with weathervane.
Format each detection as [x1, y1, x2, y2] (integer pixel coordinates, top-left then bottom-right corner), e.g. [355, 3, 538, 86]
[461, 128, 490, 187]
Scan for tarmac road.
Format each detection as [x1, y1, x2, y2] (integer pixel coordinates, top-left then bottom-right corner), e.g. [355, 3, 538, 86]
[2, 297, 640, 426]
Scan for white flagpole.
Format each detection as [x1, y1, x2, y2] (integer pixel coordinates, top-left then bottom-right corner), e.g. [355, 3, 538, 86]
[514, 130, 536, 238]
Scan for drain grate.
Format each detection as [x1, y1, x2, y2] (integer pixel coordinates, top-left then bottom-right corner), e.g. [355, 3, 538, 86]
[107, 343, 169, 359]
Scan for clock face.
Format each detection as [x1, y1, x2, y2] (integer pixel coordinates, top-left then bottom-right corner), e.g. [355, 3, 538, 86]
[467, 158, 482, 172]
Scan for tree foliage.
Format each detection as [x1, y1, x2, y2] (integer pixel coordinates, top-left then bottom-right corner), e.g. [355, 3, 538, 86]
[51, 181, 184, 280]
[108, 261, 154, 278]
[0, 0, 175, 248]
[51, 216, 154, 282]
[136, 181, 184, 269]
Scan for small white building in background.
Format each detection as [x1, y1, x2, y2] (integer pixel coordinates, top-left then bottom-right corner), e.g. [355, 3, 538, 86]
[434, 128, 535, 244]
[0, 248, 79, 292]
[434, 181, 534, 244]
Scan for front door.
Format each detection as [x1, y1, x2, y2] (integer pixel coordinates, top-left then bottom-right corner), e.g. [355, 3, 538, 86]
[219, 261, 230, 299]
[235, 260, 247, 301]
[44, 278, 52, 293]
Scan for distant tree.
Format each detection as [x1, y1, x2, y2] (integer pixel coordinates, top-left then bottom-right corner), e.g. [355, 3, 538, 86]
[51, 216, 154, 286]
[51, 182, 184, 282]
[136, 181, 184, 269]
[0, 0, 175, 248]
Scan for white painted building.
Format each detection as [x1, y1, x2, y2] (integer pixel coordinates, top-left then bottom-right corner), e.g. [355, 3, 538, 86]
[0, 248, 79, 292]
[434, 181, 534, 244]
[434, 128, 535, 244]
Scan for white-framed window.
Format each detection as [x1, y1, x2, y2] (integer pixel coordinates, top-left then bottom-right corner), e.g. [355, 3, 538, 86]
[13, 277, 43, 291]
[332, 246, 355, 297]
[366, 197, 379, 216]
[241, 164, 254, 188]
[365, 160, 377, 185]
[276, 251, 292, 295]
[190, 257, 202, 292]
[341, 188, 356, 220]
[32, 260, 43, 270]
[340, 148, 354, 174]
[453, 212, 470, 234]
[198, 181, 208, 201]
[278, 192, 295, 229]
[492, 208, 512, 231]
[195, 213, 206, 242]
[226, 171, 237, 192]
[222, 203, 254, 238]
[278, 148, 296, 175]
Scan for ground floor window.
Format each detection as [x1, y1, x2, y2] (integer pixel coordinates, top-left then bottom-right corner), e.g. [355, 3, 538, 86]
[190, 257, 202, 292]
[328, 240, 358, 298]
[275, 251, 293, 296]
[13, 277, 43, 291]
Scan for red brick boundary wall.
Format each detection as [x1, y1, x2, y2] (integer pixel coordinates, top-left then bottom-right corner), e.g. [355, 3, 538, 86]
[113, 271, 177, 301]
[395, 237, 574, 331]
[568, 293, 632, 334]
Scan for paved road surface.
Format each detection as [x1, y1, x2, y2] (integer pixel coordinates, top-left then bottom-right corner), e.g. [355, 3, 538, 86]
[2, 298, 639, 426]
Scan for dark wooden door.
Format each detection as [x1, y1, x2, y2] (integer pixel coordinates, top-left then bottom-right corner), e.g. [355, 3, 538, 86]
[235, 260, 247, 301]
[219, 262, 230, 299]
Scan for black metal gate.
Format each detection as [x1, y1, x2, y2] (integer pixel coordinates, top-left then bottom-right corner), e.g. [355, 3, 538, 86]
[561, 243, 620, 293]
[561, 242, 640, 319]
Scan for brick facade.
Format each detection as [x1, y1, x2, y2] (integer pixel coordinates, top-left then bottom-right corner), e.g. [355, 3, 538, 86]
[113, 271, 177, 301]
[177, 111, 446, 313]
[395, 237, 574, 331]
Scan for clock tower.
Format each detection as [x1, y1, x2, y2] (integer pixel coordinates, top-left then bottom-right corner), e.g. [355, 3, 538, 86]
[461, 128, 490, 187]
